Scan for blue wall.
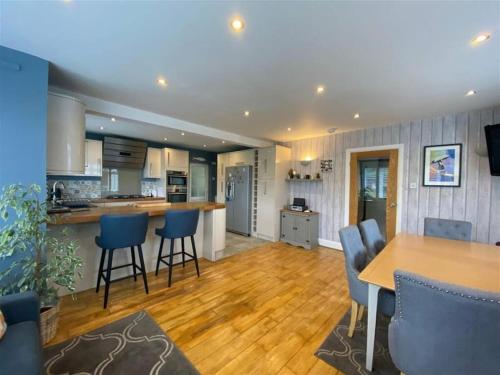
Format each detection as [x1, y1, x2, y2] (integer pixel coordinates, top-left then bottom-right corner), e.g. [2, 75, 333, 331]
[0, 46, 49, 280]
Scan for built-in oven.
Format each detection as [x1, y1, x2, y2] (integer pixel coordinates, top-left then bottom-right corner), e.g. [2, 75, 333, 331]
[167, 191, 187, 203]
[167, 170, 188, 186]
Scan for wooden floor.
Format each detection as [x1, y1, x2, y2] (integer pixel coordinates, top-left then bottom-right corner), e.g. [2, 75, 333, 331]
[55, 242, 350, 375]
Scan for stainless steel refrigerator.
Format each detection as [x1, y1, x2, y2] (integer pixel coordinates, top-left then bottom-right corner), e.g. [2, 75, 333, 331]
[225, 165, 252, 236]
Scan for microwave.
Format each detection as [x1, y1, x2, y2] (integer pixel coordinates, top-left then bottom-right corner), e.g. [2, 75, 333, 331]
[167, 170, 187, 186]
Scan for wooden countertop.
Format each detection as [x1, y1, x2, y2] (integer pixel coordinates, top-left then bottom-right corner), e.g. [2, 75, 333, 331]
[90, 197, 165, 203]
[49, 202, 225, 225]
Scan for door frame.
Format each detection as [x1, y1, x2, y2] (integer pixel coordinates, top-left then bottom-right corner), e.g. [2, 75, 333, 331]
[344, 144, 404, 237]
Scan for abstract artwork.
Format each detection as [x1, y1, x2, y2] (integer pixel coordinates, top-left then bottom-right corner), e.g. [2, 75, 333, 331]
[422, 144, 462, 187]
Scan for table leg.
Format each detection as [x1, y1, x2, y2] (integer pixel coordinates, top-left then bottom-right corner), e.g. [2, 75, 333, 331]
[366, 284, 380, 371]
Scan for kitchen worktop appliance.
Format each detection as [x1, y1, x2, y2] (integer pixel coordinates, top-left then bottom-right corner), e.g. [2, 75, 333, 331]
[166, 170, 188, 203]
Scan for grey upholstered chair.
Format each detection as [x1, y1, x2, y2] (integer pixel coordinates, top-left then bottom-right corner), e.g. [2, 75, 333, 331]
[359, 219, 386, 259]
[423, 217, 472, 241]
[339, 225, 395, 338]
[389, 270, 500, 375]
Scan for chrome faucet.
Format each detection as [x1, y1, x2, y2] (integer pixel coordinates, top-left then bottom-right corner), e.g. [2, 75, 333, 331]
[52, 180, 66, 203]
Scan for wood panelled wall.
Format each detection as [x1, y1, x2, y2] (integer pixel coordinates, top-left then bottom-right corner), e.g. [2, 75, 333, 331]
[286, 106, 500, 245]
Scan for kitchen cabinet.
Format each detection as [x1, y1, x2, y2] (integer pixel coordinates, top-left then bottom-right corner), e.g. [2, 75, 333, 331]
[164, 148, 189, 171]
[255, 145, 291, 241]
[216, 153, 229, 203]
[280, 210, 319, 250]
[229, 149, 254, 167]
[84, 139, 102, 177]
[47, 92, 86, 175]
[143, 147, 162, 178]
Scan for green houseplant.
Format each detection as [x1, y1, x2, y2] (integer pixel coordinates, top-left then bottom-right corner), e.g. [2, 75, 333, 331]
[0, 184, 83, 343]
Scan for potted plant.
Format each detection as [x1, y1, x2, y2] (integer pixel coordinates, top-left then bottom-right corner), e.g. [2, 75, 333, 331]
[0, 184, 82, 344]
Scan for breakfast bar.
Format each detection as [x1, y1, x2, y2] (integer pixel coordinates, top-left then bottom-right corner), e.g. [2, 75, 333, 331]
[48, 201, 226, 293]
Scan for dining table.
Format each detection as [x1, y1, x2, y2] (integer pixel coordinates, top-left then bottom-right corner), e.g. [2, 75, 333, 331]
[358, 233, 500, 371]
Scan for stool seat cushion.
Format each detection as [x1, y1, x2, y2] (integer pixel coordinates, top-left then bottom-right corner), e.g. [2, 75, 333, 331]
[96, 213, 149, 249]
[155, 209, 200, 239]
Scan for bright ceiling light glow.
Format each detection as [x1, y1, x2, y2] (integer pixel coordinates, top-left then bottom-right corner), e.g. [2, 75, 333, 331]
[99, 126, 104, 130]
[164, 137, 168, 141]
[316, 85, 325, 95]
[287, 127, 292, 131]
[157, 77, 168, 87]
[244, 111, 250, 117]
[222, 140, 226, 144]
[111, 117, 116, 122]
[354, 113, 360, 119]
[230, 17, 244, 32]
[472, 33, 491, 45]
[181, 132, 185, 136]
[203, 144, 207, 148]
[466, 90, 477, 96]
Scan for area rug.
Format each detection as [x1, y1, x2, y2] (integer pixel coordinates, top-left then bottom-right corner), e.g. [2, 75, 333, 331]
[43, 311, 199, 375]
[315, 310, 399, 375]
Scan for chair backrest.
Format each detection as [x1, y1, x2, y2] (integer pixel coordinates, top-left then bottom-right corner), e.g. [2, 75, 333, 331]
[423, 217, 472, 241]
[359, 219, 386, 258]
[99, 212, 149, 249]
[389, 270, 500, 375]
[161, 209, 200, 239]
[339, 225, 369, 304]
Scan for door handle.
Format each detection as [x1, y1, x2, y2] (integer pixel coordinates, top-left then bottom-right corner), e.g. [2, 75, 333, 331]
[390, 202, 397, 208]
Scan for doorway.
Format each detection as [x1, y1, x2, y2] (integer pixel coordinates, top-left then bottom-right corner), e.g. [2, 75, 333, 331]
[348, 149, 399, 241]
[189, 163, 209, 202]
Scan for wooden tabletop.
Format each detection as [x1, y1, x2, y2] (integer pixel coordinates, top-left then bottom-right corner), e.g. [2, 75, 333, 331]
[48, 201, 225, 225]
[358, 233, 500, 293]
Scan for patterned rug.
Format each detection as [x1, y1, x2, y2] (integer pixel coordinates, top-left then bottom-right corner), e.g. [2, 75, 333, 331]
[43, 311, 199, 375]
[315, 310, 399, 375]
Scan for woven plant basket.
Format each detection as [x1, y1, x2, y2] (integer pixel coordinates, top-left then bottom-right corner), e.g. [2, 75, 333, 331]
[40, 301, 60, 345]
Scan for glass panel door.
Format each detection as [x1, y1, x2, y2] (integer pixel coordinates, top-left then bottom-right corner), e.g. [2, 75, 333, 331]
[189, 163, 209, 201]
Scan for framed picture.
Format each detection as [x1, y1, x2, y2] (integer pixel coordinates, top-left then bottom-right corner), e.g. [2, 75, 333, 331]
[423, 144, 462, 187]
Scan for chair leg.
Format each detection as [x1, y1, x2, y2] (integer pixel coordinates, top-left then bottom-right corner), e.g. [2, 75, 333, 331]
[130, 246, 137, 281]
[357, 305, 365, 321]
[168, 239, 174, 287]
[96, 248, 106, 293]
[181, 237, 186, 268]
[348, 299, 359, 338]
[103, 249, 114, 309]
[190, 235, 200, 278]
[155, 237, 164, 276]
[137, 245, 149, 294]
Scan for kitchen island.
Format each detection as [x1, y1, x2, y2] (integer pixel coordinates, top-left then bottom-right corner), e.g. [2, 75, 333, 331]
[48, 201, 226, 293]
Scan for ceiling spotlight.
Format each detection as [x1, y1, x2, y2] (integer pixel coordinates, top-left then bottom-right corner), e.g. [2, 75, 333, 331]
[157, 77, 168, 87]
[111, 117, 116, 122]
[287, 127, 292, 131]
[222, 140, 226, 144]
[472, 33, 491, 45]
[181, 132, 185, 136]
[316, 85, 325, 95]
[99, 126, 104, 130]
[244, 111, 250, 117]
[164, 137, 168, 141]
[203, 144, 207, 148]
[354, 113, 360, 119]
[230, 17, 244, 32]
[466, 90, 477, 96]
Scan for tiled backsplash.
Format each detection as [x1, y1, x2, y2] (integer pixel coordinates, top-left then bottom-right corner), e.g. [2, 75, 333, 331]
[141, 179, 164, 197]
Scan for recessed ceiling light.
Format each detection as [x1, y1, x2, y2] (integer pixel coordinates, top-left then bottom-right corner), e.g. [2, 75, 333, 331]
[354, 113, 360, 119]
[466, 90, 477, 96]
[472, 33, 490, 45]
[203, 144, 207, 148]
[287, 127, 292, 131]
[230, 17, 244, 32]
[157, 77, 168, 87]
[181, 132, 185, 136]
[222, 140, 226, 144]
[164, 137, 168, 141]
[244, 111, 250, 117]
[316, 85, 325, 95]
[99, 126, 104, 130]
[111, 117, 116, 122]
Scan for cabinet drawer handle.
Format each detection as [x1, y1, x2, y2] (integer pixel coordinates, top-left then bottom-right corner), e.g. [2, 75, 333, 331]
[306, 240, 310, 243]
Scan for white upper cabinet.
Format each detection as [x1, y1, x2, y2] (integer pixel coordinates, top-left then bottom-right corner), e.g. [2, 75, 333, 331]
[47, 92, 86, 175]
[164, 148, 189, 171]
[143, 147, 162, 178]
[229, 149, 254, 166]
[84, 139, 102, 177]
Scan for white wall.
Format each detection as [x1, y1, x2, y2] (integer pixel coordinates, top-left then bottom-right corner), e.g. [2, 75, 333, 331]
[286, 106, 500, 245]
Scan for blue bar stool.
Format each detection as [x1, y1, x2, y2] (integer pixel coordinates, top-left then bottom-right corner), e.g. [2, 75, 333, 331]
[95, 212, 149, 308]
[155, 209, 200, 287]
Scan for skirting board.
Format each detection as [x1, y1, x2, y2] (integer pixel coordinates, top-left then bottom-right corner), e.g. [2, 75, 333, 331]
[318, 238, 343, 251]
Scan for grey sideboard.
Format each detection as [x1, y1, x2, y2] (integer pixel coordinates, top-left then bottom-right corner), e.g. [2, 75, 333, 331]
[280, 209, 319, 250]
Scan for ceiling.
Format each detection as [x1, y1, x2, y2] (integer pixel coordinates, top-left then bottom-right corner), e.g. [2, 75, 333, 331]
[1, 1, 499, 142]
[85, 114, 242, 153]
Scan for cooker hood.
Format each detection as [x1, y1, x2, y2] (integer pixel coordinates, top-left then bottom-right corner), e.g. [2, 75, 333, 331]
[102, 136, 147, 169]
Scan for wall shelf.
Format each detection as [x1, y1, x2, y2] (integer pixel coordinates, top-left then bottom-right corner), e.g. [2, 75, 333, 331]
[285, 178, 323, 182]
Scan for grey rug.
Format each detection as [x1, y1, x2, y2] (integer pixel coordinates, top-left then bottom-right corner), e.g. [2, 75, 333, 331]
[315, 310, 399, 375]
[43, 311, 199, 375]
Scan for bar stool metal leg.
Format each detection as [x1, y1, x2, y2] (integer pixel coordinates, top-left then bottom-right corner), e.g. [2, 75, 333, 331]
[137, 245, 149, 294]
[130, 246, 137, 281]
[168, 239, 174, 287]
[103, 249, 114, 309]
[190, 235, 200, 278]
[155, 237, 164, 276]
[96, 248, 106, 293]
[181, 238, 186, 268]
